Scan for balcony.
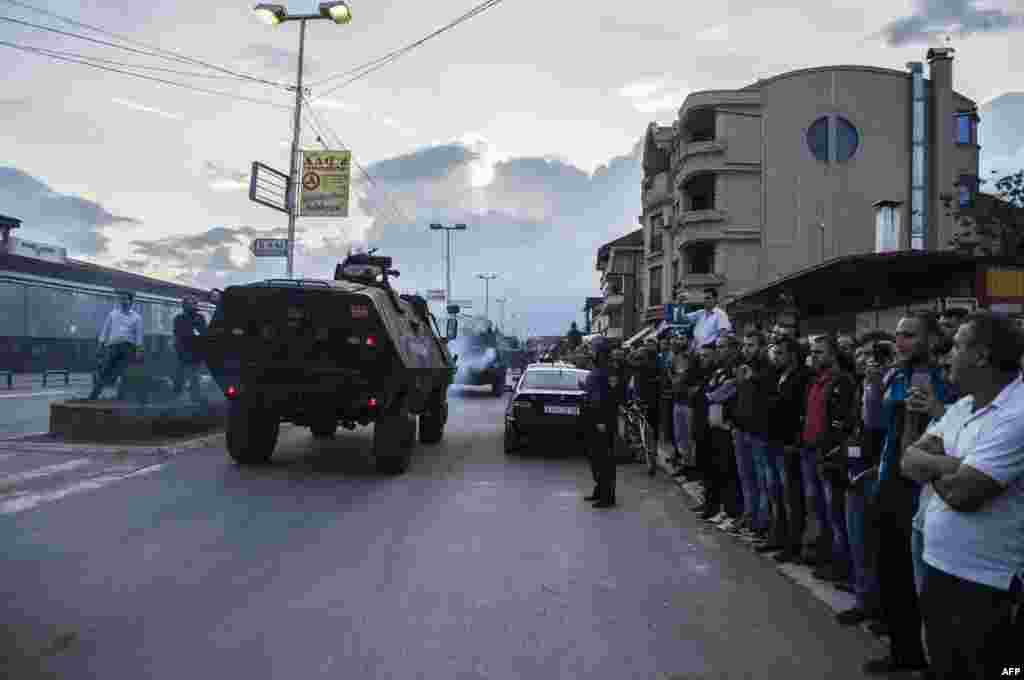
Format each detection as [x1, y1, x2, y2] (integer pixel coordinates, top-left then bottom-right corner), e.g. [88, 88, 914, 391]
[682, 139, 727, 160]
[642, 171, 672, 208]
[679, 209, 728, 226]
[681, 272, 726, 288]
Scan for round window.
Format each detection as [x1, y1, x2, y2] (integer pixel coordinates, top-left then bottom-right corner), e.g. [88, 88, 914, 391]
[806, 115, 860, 163]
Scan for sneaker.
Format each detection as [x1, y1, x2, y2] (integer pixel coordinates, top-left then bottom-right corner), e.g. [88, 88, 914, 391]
[707, 510, 727, 523]
[718, 518, 737, 531]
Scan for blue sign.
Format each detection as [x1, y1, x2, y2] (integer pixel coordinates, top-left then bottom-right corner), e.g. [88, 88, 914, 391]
[664, 303, 700, 325]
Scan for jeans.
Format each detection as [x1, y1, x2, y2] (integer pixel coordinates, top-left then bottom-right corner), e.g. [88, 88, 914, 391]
[90, 341, 135, 399]
[672, 403, 691, 462]
[763, 442, 787, 544]
[911, 527, 925, 598]
[750, 434, 772, 532]
[734, 430, 767, 530]
[822, 479, 851, 569]
[800, 447, 831, 558]
[846, 485, 879, 611]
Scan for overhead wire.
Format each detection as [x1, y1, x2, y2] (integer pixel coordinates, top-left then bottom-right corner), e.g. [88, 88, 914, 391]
[0, 0, 288, 88]
[309, 0, 505, 99]
[3, 40, 268, 80]
[0, 39, 294, 110]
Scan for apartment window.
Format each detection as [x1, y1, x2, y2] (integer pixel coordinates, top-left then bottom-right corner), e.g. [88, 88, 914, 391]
[955, 113, 977, 145]
[957, 174, 978, 208]
[672, 259, 680, 285]
[685, 242, 715, 275]
[683, 173, 716, 212]
[650, 216, 664, 253]
[649, 266, 663, 307]
[807, 115, 859, 163]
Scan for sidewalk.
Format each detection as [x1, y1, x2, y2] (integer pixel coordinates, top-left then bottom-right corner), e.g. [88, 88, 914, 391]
[654, 439, 890, 645]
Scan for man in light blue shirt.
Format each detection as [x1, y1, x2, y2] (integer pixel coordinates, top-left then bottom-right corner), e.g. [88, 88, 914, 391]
[900, 312, 1024, 680]
[685, 288, 732, 353]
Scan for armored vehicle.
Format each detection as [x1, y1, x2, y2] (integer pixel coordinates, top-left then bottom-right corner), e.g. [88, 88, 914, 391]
[200, 250, 458, 474]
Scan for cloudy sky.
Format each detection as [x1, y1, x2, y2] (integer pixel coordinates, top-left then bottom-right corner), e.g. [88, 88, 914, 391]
[2, 0, 1024, 335]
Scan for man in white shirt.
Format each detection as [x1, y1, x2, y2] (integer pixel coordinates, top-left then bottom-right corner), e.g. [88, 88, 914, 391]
[685, 288, 732, 353]
[900, 311, 1024, 680]
[88, 291, 144, 400]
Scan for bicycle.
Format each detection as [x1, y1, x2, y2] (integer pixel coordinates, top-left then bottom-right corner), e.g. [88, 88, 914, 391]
[620, 399, 656, 476]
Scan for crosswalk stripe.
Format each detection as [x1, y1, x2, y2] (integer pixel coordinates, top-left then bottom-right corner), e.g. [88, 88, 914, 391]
[0, 463, 167, 515]
[0, 459, 93, 485]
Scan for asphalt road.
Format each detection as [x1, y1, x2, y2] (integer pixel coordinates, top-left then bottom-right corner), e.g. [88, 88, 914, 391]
[0, 386, 884, 679]
[0, 387, 86, 438]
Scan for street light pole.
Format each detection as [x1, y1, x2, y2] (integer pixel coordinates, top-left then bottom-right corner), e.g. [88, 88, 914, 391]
[254, 2, 352, 280]
[495, 296, 507, 333]
[430, 223, 467, 316]
[477, 273, 497, 325]
[285, 18, 307, 280]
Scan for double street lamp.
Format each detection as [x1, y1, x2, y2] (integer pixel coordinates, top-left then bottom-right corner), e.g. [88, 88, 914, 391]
[476, 273, 498, 326]
[253, 2, 353, 279]
[429, 223, 467, 316]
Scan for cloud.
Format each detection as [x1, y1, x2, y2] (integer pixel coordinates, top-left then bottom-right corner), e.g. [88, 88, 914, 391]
[618, 76, 689, 113]
[0, 167, 140, 255]
[110, 98, 184, 121]
[873, 0, 1024, 46]
[618, 78, 667, 99]
[313, 99, 418, 138]
[237, 43, 321, 77]
[203, 161, 250, 192]
[597, 17, 682, 41]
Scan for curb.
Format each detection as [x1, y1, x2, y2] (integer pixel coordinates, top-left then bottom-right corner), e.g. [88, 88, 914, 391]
[654, 441, 889, 644]
[0, 429, 229, 458]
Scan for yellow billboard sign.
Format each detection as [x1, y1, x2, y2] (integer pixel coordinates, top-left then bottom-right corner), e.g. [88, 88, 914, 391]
[300, 150, 350, 217]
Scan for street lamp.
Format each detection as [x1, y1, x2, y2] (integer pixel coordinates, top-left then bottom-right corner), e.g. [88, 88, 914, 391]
[476, 273, 498, 325]
[254, 1, 353, 279]
[495, 296, 507, 333]
[430, 223, 467, 316]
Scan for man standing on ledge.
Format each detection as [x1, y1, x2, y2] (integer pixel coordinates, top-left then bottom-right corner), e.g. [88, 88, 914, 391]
[89, 291, 143, 400]
[566, 322, 584, 352]
[685, 288, 732, 353]
[173, 295, 208, 402]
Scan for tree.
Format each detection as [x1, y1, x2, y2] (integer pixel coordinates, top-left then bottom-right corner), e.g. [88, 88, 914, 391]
[946, 169, 1024, 256]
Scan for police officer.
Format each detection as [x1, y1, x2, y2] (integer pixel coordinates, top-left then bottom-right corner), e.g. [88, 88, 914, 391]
[582, 336, 618, 508]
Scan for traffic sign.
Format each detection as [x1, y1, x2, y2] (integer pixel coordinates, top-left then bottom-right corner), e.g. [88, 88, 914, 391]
[251, 238, 289, 257]
[249, 161, 290, 215]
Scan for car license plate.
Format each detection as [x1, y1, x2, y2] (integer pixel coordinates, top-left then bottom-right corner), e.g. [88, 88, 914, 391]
[544, 405, 578, 416]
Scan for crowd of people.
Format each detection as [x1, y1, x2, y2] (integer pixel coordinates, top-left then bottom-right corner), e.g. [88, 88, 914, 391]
[564, 296, 1023, 680]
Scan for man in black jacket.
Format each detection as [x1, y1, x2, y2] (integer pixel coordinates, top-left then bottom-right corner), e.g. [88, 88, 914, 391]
[732, 329, 778, 539]
[766, 336, 811, 562]
[701, 335, 743, 524]
[689, 343, 717, 513]
[581, 337, 619, 508]
[173, 295, 208, 402]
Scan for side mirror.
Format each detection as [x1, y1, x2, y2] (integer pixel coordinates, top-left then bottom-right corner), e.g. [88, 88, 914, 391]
[446, 318, 458, 340]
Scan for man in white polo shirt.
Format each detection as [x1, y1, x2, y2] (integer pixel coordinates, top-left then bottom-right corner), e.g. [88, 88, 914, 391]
[88, 291, 144, 400]
[684, 288, 732, 353]
[901, 311, 1024, 680]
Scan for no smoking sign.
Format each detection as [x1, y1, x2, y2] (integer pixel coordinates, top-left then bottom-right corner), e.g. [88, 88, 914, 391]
[302, 171, 320, 191]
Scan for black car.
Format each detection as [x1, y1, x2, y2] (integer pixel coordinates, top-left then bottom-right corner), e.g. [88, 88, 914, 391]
[503, 363, 590, 454]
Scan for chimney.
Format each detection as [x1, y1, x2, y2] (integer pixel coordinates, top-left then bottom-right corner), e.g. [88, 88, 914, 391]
[928, 47, 955, 251]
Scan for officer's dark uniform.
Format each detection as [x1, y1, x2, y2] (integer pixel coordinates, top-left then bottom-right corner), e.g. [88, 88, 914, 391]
[582, 340, 618, 507]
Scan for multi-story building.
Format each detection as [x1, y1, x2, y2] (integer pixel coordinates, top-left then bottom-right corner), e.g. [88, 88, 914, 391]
[637, 47, 984, 331]
[594, 229, 643, 341]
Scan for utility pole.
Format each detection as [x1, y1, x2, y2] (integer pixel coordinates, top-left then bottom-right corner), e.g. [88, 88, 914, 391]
[477, 273, 498, 325]
[430, 223, 467, 318]
[285, 18, 307, 279]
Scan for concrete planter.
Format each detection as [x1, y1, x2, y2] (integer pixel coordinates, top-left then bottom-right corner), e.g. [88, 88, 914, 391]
[50, 399, 229, 443]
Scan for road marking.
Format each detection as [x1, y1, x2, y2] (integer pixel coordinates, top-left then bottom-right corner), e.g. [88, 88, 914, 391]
[0, 390, 76, 400]
[0, 463, 167, 515]
[0, 458, 93, 486]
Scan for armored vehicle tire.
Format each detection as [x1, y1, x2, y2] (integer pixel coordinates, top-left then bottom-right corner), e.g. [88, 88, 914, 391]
[419, 395, 447, 444]
[226, 401, 279, 465]
[311, 423, 336, 439]
[374, 403, 415, 475]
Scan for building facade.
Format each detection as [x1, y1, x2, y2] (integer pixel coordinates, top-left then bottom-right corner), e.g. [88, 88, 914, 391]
[594, 229, 644, 340]
[637, 47, 981, 328]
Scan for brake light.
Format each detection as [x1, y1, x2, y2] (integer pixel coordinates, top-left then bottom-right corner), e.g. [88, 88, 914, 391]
[366, 335, 376, 347]
[368, 397, 378, 407]
[225, 385, 239, 399]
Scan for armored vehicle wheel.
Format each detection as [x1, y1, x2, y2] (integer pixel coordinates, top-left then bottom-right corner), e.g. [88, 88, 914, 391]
[226, 401, 279, 465]
[419, 393, 447, 444]
[374, 402, 415, 475]
[310, 422, 336, 439]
